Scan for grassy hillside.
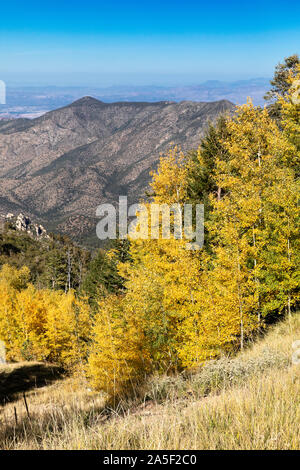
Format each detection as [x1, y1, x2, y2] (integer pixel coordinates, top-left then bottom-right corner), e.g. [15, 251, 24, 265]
[0, 312, 299, 450]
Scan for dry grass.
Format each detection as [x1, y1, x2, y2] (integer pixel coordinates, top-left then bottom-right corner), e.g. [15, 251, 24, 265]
[0, 313, 299, 450]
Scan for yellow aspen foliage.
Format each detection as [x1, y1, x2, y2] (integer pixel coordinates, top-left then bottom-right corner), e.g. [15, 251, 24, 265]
[0, 264, 91, 366]
[45, 291, 91, 368]
[178, 253, 255, 367]
[0, 279, 19, 360]
[13, 285, 48, 360]
[150, 146, 188, 204]
[120, 148, 203, 370]
[167, 102, 299, 368]
[87, 148, 202, 385]
[261, 172, 300, 315]
[87, 295, 150, 397]
[0, 264, 30, 290]
[261, 71, 300, 315]
[0, 265, 31, 360]
[121, 237, 202, 371]
[1, 89, 298, 389]
[208, 102, 299, 327]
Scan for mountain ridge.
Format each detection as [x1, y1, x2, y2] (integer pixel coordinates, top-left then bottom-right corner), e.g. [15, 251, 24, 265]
[0, 97, 234, 246]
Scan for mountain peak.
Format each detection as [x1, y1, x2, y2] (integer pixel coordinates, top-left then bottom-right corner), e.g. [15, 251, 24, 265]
[70, 96, 104, 106]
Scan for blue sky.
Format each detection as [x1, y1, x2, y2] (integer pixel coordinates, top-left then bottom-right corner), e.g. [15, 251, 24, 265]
[0, 0, 299, 86]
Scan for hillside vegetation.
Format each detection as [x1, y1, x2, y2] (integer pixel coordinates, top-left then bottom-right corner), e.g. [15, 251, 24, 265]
[0, 312, 299, 450]
[0, 62, 299, 391]
[0, 56, 299, 450]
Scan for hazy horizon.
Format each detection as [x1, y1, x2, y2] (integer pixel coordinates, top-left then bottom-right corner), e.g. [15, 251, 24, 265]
[0, 77, 272, 118]
[4, 76, 271, 88]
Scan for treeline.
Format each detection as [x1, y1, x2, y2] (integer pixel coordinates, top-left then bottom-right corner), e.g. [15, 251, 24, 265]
[0, 56, 299, 398]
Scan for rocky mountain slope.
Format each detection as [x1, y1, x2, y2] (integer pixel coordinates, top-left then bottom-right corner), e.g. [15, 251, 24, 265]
[0, 97, 233, 245]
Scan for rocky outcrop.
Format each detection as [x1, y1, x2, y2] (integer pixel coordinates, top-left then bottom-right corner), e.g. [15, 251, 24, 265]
[5, 213, 49, 239]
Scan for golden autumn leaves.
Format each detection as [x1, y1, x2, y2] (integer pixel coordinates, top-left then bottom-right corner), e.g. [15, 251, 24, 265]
[1, 70, 299, 399]
[88, 72, 299, 396]
[0, 264, 90, 367]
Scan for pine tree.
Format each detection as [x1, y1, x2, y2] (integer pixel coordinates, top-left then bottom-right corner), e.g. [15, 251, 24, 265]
[81, 249, 124, 307]
[187, 114, 231, 208]
[279, 64, 300, 174]
[264, 54, 300, 119]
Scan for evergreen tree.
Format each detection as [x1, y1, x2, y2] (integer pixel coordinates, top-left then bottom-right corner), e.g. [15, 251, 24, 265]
[81, 249, 124, 306]
[264, 54, 300, 119]
[187, 114, 231, 209]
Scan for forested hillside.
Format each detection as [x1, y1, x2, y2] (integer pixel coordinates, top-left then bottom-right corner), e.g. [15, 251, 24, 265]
[0, 58, 299, 399]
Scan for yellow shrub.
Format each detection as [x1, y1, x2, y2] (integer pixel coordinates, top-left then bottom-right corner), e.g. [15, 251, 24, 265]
[87, 295, 150, 398]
